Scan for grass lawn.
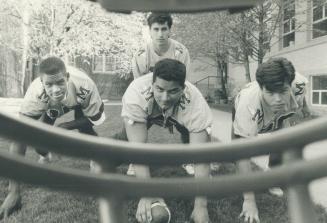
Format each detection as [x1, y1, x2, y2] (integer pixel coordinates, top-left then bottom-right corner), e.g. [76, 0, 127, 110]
[0, 105, 326, 222]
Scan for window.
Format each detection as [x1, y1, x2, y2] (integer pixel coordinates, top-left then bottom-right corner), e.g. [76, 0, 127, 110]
[93, 55, 104, 72]
[67, 55, 75, 66]
[312, 0, 327, 38]
[312, 75, 327, 105]
[282, 0, 295, 48]
[105, 56, 117, 71]
[93, 55, 120, 73]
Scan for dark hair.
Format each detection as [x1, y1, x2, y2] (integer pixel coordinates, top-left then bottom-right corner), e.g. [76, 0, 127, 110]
[39, 56, 66, 76]
[256, 57, 295, 92]
[153, 59, 186, 87]
[147, 13, 173, 28]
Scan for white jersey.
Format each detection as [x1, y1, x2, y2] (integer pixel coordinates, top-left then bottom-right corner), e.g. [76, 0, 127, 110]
[121, 73, 212, 134]
[233, 72, 308, 137]
[132, 38, 191, 79]
[292, 72, 308, 108]
[20, 66, 105, 125]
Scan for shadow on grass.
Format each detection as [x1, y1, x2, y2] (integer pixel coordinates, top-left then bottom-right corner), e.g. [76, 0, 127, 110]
[122, 163, 327, 223]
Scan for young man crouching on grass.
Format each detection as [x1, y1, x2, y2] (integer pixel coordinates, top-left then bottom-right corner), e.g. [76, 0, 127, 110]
[0, 56, 105, 219]
[232, 57, 309, 223]
[121, 58, 213, 223]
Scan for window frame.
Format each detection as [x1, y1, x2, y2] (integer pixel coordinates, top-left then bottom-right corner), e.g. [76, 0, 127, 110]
[312, 0, 327, 39]
[311, 75, 327, 106]
[92, 54, 119, 74]
[282, 0, 296, 48]
[67, 55, 76, 67]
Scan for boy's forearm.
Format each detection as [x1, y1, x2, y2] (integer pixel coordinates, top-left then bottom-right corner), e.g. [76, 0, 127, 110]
[134, 164, 151, 179]
[243, 192, 256, 201]
[194, 163, 210, 207]
[237, 159, 257, 201]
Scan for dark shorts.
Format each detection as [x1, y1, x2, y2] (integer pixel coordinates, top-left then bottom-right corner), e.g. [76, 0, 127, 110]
[35, 105, 97, 156]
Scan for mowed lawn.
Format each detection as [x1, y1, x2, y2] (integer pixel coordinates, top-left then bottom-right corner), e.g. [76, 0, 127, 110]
[0, 105, 326, 223]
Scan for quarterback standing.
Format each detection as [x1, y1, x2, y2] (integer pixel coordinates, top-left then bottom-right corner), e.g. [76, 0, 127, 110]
[132, 12, 191, 79]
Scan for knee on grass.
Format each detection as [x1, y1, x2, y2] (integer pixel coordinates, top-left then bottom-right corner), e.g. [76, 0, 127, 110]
[35, 148, 49, 157]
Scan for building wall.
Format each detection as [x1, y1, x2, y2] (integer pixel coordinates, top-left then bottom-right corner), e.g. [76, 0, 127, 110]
[270, 41, 327, 115]
[188, 58, 216, 83]
[227, 62, 257, 96]
[228, 0, 327, 115]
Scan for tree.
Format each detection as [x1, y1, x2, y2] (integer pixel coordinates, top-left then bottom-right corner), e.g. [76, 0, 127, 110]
[0, 0, 24, 97]
[174, 12, 231, 99]
[174, 1, 283, 86]
[27, 0, 144, 78]
[225, 12, 255, 83]
[240, 0, 282, 65]
[0, 0, 144, 97]
[218, 0, 282, 82]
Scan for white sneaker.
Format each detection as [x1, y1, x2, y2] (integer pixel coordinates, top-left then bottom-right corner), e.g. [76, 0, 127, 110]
[210, 163, 221, 171]
[269, 187, 284, 197]
[127, 164, 136, 176]
[90, 160, 101, 173]
[262, 166, 284, 197]
[38, 153, 52, 164]
[182, 164, 195, 175]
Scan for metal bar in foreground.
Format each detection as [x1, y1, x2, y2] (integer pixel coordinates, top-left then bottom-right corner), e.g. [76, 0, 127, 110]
[283, 149, 318, 223]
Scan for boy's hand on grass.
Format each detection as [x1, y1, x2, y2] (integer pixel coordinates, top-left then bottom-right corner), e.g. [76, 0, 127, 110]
[136, 197, 156, 223]
[0, 191, 22, 220]
[240, 199, 260, 223]
[190, 205, 210, 223]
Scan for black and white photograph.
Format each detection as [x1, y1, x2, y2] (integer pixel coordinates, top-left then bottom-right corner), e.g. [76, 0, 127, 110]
[0, 0, 327, 222]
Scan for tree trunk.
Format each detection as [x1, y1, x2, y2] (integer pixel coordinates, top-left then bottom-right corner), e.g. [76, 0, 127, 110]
[257, 2, 265, 65]
[21, 2, 30, 95]
[239, 14, 252, 83]
[0, 46, 22, 97]
[244, 55, 251, 83]
[217, 60, 228, 98]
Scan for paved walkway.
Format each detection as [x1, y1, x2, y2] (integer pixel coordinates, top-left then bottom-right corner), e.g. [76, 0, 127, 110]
[211, 109, 232, 142]
[1, 98, 327, 208]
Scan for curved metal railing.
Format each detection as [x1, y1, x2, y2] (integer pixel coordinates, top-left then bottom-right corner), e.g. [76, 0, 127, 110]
[1, 110, 327, 163]
[0, 110, 326, 222]
[0, 144, 326, 199]
[96, 0, 258, 13]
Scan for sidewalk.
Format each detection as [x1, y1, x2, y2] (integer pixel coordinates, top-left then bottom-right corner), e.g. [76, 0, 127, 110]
[211, 108, 231, 143]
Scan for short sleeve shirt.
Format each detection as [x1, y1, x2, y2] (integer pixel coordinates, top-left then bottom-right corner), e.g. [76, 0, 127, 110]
[233, 73, 308, 138]
[20, 66, 105, 125]
[132, 38, 191, 79]
[121, 73, 213, 134]
[292, 72, 308, 108]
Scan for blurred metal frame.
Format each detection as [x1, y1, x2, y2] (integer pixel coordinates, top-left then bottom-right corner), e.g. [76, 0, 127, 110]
[0, 108, 322, 223]
[91, 0, 260, 13]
